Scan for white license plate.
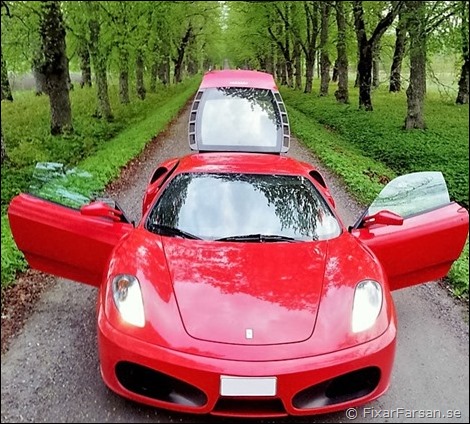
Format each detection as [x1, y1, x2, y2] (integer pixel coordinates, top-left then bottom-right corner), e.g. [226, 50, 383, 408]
[220, 376, 277, 396]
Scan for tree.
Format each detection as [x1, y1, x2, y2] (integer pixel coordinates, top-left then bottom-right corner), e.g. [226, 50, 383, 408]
[319, 1, 332, 96]
[108, 2, 132, 104]
[353, 1, 403, 110]
[1, 48, 13, 101]
[77, 41, 92, 88]
[1, 123, 7, 164]
[404, 1, 427, 129]
[267, 2, 296, 87]
[403, 1, 458, 128]
[403, 2, 426, 129]
[389, 10, 407, 92]
[300, 1, 320, 93]
[37, 1, 73, 135]
[456, 0, 469, 104]
[86, 2, 113, 120]
[1, 1, 13, 101]
[334, 0, 349, 104]
[136, 47, 146, 99]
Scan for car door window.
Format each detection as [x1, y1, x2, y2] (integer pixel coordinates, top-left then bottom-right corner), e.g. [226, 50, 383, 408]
[29, 161, 96, 208]
[366, 171, 451, 218]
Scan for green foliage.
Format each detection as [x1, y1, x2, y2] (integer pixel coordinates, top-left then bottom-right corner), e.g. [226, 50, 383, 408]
[1, 77, 199, 287]
[281, 86, 469, 208]
[1, 215, 27, 284]
[448, 241, 469, 298]
[282, 86, 469, 297]
[287, 107, 396, 205]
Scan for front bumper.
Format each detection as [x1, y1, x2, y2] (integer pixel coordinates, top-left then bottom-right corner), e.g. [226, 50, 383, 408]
[98, 313, 396, 417]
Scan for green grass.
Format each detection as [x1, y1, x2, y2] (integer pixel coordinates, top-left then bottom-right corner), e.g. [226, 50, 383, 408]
[281, 86, 469, 298]
[1, 77, 200, 286]
[280, 87, 469, 208]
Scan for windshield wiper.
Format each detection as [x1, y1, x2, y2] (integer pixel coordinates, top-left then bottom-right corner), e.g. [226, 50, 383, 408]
[151, 224, 203, 240]
[215, 233, 299, 243]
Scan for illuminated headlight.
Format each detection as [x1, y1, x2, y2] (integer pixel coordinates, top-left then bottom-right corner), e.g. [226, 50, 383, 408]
[352, 280, 382, 333]
[112, 274, 145, 328]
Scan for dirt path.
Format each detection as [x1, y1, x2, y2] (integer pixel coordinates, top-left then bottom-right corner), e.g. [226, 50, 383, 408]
[1, 101, 468, 423]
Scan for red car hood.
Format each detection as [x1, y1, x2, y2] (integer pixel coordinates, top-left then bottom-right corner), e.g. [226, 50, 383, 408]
[163, 239, 327, 345]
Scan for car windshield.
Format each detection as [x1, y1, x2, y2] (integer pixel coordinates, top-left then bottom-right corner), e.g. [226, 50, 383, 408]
[146, 173, 341, 241]
[197, 87, 281, 149]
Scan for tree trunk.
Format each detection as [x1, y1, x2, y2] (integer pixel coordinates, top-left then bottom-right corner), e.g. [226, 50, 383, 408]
[357, 44, 373, 110]
[293, 40, 302, 90]
[1, 126, 7, 164]
[334, 1, 349, 103]
[32, 50, 46, 96]
[173, 26, 192, 83]
[158, 58, 169, 86]
[38, 1, 73, 135]
[277, 57, 287, 86]
[136, 50, 146, 100]
[353, 1, 402, 111]
[354, 2, 373, 110]
[319, 2, 331, 96]
[304, 55, 315, 93]
[150, 60, 158, 92]
[332, 59, 338, 82]
[372, 41, 380, 88]
[173, 59, 183, 84]
[389, 12, 407, 92]
[88, 15, 113, 120]
[66, 57, 73, 92]
[186, 48, 198, 76]
[456, 55, 469, 105]
[1, 49, 13, 101]
[285, 60, 294, 88]
[78, 42, 92, 88]
[404, 1, 426, 130]
[118, 49, 129, 104]
[266, 47, 275, 76]
[456, 0, 469, 104]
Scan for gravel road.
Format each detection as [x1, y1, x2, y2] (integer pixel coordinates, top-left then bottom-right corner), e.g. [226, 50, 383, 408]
[1, 101, 468, 423]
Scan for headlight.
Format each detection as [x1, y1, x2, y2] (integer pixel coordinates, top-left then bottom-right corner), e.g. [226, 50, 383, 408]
[112, 274, 145, 327]
[352, 280, 382, 333]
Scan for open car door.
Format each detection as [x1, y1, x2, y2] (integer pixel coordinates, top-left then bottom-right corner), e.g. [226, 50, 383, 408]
[351, 172, 469, 291]
[8, 194, 133, 287]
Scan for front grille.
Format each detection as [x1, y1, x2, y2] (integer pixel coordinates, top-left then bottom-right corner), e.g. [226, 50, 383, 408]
[115, 361, 207, 407]
[212, 397, 287, 417]
[292, 367, 381, 409]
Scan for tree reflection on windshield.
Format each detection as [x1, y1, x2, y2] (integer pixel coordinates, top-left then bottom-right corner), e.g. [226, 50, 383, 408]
[216, 87, 281, 129]
[146, 173, 341, 241]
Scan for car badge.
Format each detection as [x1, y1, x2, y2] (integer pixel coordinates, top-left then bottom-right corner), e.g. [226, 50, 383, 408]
[245, 329, 253, 339]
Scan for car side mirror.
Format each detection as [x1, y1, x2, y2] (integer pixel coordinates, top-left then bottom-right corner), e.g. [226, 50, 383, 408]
[80, 201, 123, 222]
[361, 210, 404, 228]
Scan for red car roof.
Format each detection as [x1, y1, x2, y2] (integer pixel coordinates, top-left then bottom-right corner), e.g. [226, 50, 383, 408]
[199, 70, 278, 90]
[175, 152, 311, 175]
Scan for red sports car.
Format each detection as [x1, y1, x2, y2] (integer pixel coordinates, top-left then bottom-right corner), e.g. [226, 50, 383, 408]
[7, 70, 469, 418]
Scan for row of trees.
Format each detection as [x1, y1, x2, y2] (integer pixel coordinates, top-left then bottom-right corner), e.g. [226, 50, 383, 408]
[1, 1, 469, 164]
[224, 1, 469, 126]
[1, 1, 224, 137]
